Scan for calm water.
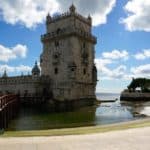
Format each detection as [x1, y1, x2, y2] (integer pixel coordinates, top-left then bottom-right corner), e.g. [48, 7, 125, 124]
[7, 93, 150, 131]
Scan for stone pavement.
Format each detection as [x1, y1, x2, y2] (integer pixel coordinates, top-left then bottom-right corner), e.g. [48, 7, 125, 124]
[0, 127, 150, 150]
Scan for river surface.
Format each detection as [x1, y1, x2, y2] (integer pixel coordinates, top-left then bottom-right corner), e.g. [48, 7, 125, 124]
[7, 93, 150, 131]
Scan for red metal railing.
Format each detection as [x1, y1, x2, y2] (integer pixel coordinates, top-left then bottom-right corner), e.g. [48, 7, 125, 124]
[0, 95, 19, 130]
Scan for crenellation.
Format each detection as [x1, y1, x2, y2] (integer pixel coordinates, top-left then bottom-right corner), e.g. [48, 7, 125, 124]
[50, 12, 71, 22]
[46, 11, 91, 27]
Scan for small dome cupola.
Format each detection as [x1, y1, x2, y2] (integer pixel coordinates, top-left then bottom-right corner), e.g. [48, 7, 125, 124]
[69, 4, 76, 14]
[32, 61, 40, 76]
[46, 13, 52, 24]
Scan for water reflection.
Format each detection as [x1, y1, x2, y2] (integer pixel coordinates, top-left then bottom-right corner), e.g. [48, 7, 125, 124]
[7, 99, 150, 131]
[7, 106, 96, 131]
[95, 100, 133, 125]
[120, 101, 150, 117]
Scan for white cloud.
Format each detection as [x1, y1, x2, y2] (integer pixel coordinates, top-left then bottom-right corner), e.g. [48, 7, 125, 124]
[95, 58, 112, 79]
[0, 0, 59, 28]
[134, 49, 150, 60]
[0, 64, 32, 75]
[121, 0, 150, 32]
[131, 64, 150, 77]
[0, 65, 15, 73]
[95, 49, 150, 81]
[134, 53, 146, 60]
[102, 50, 128, 60]
[13, 44, 27, 58]
[95, 58, 127, 80]
[0, 0, 116, 28]
[95, 57, 150, 80]
[58, 0, 116, 26]
[110, 65, 127, 78]
[95, 58, 112, 71]
[101, 65, 127, 80]
[0, 44, 27, 62]
[15, 65, 32, 73]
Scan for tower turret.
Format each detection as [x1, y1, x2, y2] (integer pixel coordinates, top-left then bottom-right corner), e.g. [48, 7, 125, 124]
[32, 61, 40, 77]
[46, 13, 52, 24]
[2, 70, 8, 78]
[69, 4, 76, 14]
[88, 14, 92, 24]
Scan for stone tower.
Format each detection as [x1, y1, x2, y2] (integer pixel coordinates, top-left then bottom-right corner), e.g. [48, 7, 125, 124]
[40, 5, 97, 103]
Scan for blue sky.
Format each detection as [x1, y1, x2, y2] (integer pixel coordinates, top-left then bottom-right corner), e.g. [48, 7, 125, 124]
[0, 0, 150, 93]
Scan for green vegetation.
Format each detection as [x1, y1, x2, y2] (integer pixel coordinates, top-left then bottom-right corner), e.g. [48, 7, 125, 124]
[1, 118, 150, 137]
[128, 78, 150, 92]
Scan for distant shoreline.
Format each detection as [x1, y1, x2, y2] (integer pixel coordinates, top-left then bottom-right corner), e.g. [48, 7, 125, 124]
[96, 93, 120, 101]
[96, 92, 120, 95]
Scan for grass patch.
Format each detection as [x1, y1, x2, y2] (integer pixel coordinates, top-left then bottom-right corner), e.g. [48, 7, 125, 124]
[1, 118, 150, 137]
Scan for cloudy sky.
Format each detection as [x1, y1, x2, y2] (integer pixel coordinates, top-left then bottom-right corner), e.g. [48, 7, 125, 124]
[0, 0, 150, 93]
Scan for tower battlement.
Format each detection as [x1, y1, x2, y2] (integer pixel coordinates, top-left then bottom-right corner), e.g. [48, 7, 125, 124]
[45, 5, 93, 37]
[41, 26, 97, 43]
[46, 5, 92, 26]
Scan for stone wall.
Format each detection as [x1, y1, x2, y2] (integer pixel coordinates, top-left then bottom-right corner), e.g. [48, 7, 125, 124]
[0, 75, 51, 100]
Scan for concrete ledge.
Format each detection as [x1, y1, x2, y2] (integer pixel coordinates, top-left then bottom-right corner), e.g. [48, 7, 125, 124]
[1, 118, 150, 137]
[120, 92, 150, 101]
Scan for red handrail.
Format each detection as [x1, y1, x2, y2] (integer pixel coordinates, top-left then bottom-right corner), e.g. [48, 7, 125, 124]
[0, 94, 19, 130]
[0, 95, 17, 109]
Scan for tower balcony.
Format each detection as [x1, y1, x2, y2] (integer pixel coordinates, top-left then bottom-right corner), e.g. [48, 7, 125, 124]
[41, 27, 97, 44]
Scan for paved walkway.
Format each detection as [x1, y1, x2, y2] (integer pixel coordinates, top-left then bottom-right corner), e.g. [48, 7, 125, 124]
[0, 127, 150, 150]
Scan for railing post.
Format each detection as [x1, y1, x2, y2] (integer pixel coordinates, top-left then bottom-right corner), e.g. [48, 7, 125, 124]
[0, 94, 19, 131]
[0, 110, 3, 130]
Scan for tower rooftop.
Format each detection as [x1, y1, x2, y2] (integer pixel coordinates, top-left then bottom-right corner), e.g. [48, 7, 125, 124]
[46, 5, 91, 26]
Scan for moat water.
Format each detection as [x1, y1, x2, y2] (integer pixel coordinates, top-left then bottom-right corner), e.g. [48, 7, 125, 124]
[7, 93, 150, 131]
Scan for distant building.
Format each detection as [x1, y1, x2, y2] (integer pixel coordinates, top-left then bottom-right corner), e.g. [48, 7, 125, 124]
[0, 5, 97, 108]
[0, 62, 51, 103]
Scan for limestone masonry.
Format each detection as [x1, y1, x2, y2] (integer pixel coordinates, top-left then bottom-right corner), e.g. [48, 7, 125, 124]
[0, 5, 97, 106]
